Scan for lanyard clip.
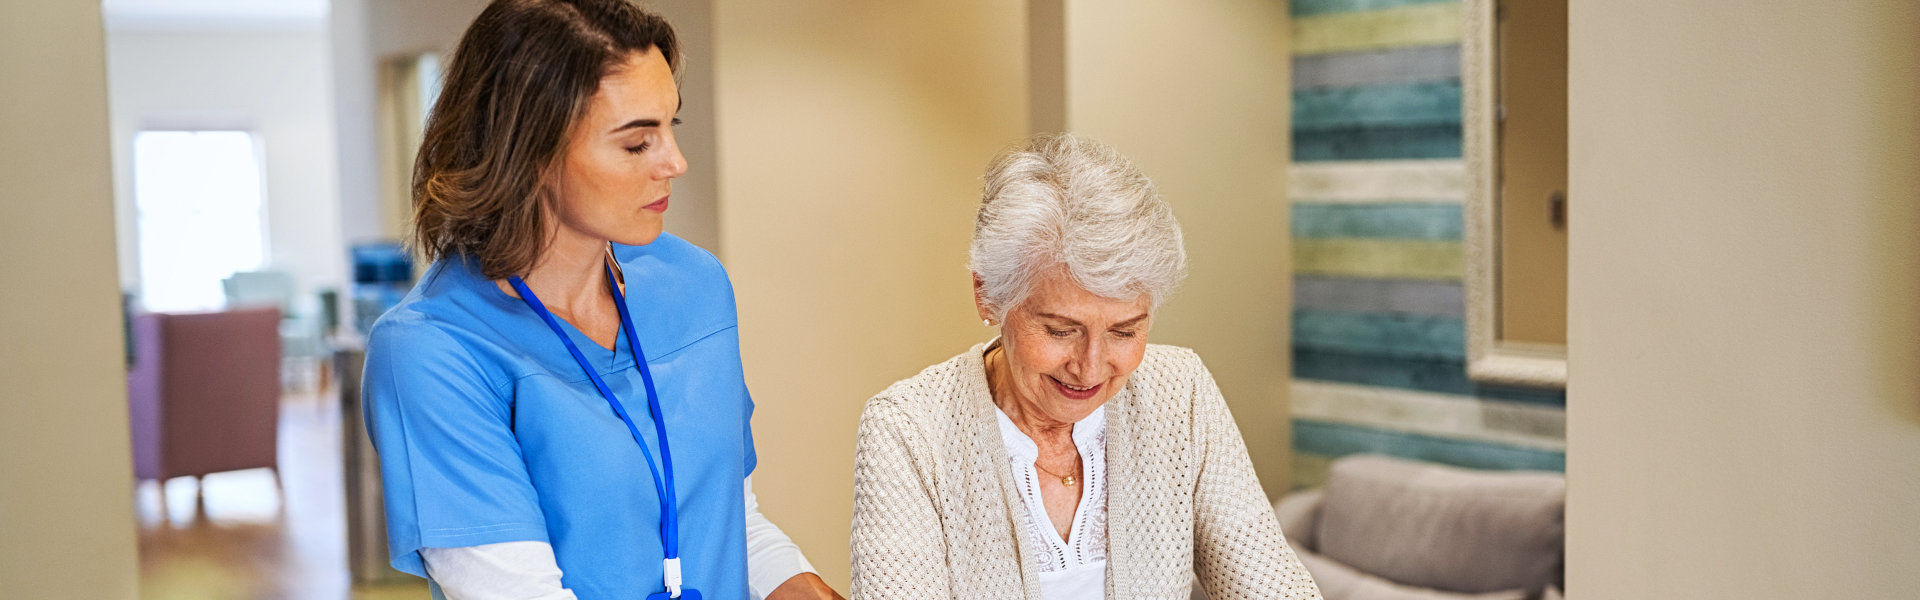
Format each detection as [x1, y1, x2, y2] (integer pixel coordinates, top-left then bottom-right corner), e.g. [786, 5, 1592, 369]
[663, 557, 683, 598]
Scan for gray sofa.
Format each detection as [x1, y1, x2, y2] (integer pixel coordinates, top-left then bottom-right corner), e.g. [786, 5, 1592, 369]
[1274, 455, 1566, 600]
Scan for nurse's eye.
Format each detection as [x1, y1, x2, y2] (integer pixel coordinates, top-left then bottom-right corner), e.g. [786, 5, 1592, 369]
[625, 143, 650, 155]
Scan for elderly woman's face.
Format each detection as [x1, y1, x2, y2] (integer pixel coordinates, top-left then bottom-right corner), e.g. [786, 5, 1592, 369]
[996, 269, 1153, 424]
[549, 48, 687, 247]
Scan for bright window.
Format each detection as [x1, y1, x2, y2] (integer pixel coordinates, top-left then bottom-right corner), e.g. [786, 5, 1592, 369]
[134, 130, 268, 313]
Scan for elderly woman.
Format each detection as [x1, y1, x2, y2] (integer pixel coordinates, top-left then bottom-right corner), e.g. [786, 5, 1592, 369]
[849, 133, 1321, 600]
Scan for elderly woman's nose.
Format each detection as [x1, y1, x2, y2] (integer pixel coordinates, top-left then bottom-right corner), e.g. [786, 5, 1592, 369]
[1066, 338, 1105, 378]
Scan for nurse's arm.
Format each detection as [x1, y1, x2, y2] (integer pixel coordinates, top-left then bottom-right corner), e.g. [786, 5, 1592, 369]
[421, 541, 577, 600]
[746, 475, 845, 599]
[765, 573, 844, 600]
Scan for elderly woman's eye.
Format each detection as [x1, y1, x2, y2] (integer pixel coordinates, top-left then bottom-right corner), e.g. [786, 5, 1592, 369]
[1046, 327, 1073, 338]
[1111, 330, 1137, 338]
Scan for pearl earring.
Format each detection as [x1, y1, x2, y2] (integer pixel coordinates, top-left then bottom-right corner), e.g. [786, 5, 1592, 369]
[983, 318, 992, 327]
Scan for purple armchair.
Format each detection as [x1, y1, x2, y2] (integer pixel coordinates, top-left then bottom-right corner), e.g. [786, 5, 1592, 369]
[127, 307, 284, 495]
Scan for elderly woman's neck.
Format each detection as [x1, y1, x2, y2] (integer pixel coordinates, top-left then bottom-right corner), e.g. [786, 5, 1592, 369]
[983, 345, 1078, 446]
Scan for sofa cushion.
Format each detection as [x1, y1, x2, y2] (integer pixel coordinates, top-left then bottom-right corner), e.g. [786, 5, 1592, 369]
[1314, 455, 1564, 594]
[1274, 488, 1324, 552]
[1296, 548, 1529, 600]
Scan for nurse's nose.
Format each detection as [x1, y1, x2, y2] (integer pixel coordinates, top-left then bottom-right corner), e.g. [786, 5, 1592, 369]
[657, 132, 688, 179]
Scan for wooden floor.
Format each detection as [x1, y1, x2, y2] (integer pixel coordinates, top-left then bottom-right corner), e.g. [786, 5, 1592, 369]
[135, 387, 428, 600]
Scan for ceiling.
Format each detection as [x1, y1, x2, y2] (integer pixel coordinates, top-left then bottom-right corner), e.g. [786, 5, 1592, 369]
[101, 0, 328, 30]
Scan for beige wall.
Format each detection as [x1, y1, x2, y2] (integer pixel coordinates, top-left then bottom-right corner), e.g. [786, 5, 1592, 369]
[1566, 0, 1920, 597]
[712, 0, 1029, 587]
[0, 2, 141, 597]
[640, 0, 721, 251]
[1049, 0, 1296, 496]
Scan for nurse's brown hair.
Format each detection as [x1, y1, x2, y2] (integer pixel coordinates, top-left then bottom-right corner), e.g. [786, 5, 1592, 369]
[409, 0, 679, 279]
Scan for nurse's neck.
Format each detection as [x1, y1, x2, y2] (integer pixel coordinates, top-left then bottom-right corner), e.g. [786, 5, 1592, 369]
[498, 228, 624, 351]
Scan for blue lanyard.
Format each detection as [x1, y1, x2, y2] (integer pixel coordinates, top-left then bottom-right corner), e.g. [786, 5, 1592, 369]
[509, 264, 691, 598]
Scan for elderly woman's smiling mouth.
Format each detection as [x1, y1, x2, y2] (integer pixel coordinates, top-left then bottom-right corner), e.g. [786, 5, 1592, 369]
[1050, 377, 1097, 398]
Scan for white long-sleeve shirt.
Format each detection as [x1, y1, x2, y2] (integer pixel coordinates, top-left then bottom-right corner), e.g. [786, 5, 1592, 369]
[422, 476, 816, 600]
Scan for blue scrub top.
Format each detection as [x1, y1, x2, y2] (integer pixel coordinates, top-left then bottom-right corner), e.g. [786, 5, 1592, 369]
[363, 233, 756, 599]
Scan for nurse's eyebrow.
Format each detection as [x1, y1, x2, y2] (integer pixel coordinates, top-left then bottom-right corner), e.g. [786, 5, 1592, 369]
[608, 97, 686, 134]
[608, 117, 675, 134]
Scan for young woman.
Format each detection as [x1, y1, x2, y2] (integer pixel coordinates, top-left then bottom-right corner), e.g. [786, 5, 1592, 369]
[363, 2, 842, 598]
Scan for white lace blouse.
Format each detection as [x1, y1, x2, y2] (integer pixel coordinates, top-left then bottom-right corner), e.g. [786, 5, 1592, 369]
[995, 405, 1108, 598]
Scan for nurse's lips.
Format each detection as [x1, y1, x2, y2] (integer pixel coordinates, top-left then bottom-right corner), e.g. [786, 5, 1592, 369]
[643, 196, 669, 212]
[1049, 375, 1101, 400]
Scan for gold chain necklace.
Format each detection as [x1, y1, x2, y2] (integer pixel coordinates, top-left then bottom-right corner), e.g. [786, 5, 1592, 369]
[1033, 455, 1081, 487]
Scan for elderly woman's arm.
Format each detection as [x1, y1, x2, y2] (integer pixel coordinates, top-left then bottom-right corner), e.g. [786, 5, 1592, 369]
[849, 398, 951, 600]
[1188, 362, 1323, 600]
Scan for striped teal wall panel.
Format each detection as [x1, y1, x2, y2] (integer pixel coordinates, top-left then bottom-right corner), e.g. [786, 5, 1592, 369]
[1294, 45, 1460, 90]
[1293, 3, 1461, 55]
[1293, 420, 1566, 472]
[1293, 275, 1463, 317]
[1294, 238, 1463, 280]
[1293, 380, 1566, 449]
[1294, 124, 1462, 161]
[1290, 159, 1464, 203]
[1294, 452, 1336, 488]
[1294, 81, 1461, 131]
[1287, 0, 1562, 480]
[1293, 347, 1568, 406]
[1293, 308, 1465, 360]
[1292, 203, 1462, 240]
[1292, 0, 1456, 17]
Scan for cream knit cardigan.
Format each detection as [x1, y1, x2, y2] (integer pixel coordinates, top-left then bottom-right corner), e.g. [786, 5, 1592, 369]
[850, 342, 1322, 600]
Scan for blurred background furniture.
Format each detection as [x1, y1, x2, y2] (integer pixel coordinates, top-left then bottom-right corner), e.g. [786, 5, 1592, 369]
[223, 269, 332, 391]
[337, 242, 416, 583]
[1275, 455, 1566, 600]
[127, 307, 284, 513]
[349, 242, 413, 337]
[337, 343, 413, 584]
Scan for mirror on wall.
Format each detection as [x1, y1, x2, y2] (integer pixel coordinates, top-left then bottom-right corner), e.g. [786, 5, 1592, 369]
[1463, 0, 1567, 388]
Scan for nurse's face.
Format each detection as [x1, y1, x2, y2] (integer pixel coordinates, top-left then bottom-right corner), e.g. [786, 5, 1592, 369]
[547, 48, 687, 247]
[990, 268, 1153, 425]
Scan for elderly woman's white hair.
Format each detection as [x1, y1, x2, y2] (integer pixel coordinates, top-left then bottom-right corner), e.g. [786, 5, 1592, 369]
[969, 132, 1187, 321]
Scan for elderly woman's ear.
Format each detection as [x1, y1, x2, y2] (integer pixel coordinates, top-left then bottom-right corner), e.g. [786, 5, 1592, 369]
[973, 273, 994, 326]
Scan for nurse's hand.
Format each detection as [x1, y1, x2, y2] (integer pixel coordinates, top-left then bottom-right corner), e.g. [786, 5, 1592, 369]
[767, 572, 845, 600]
